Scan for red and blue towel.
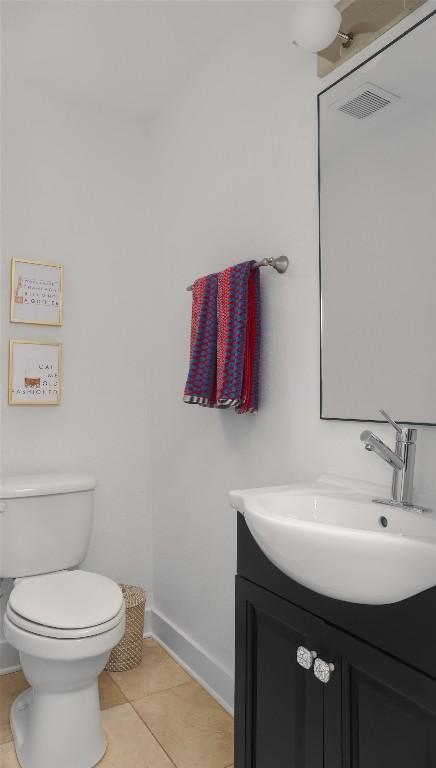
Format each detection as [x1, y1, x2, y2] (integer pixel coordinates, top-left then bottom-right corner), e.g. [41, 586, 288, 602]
[183, 273, 218, 407]
[184, 261, 261, 413]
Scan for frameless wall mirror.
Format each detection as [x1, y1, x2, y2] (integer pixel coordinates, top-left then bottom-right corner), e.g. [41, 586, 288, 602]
[319, 11, 436, 425]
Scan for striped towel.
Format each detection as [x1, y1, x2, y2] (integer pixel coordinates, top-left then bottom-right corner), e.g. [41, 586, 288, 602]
[217, 261, 261, 413]
[183, 274, 218, 407]
[184, 261, 261, 413]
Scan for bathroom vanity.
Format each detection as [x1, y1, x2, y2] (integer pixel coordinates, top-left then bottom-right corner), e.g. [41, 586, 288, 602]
[234, 513, 436, 767]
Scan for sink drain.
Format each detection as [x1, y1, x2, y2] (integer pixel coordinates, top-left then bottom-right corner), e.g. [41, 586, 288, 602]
[378, 516, 388, 528]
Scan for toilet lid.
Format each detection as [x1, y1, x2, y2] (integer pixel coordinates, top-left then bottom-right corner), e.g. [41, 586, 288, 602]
[9, 570, 124, 629]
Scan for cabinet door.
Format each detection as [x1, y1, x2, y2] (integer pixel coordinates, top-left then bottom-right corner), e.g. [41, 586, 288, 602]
[323, 624, 436, 768]
[235, 576, 324, 768]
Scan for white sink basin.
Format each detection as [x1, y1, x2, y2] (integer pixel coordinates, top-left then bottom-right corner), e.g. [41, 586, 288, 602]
[230, 479, 436, 605]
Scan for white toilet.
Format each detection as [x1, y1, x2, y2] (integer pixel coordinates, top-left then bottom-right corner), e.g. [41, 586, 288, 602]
[0, 473, 126, 768]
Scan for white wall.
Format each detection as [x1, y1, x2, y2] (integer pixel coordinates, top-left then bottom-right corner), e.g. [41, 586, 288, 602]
[147, 2, 436, 709]
[1, 83, 152, 668]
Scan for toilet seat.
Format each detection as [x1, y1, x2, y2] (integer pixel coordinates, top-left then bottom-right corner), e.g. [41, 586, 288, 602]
[6, 603, 125, 640]
[4, 607, 126, 663]
[9, 569, 124, 632]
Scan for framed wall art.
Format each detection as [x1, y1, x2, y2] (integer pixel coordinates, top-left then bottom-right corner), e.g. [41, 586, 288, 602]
[10, 259, 64, 326]
[9, 340, 62, 405]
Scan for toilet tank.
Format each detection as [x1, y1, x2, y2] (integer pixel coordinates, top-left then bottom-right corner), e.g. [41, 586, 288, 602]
[0, 473, 96, 578]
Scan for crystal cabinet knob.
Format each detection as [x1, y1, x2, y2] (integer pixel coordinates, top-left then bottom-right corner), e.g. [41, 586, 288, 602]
[314, 657, 335, 684]
[297, 646, 317, 670]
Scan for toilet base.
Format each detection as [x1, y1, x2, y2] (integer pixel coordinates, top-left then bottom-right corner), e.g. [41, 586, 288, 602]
[11, 686, 107, 768]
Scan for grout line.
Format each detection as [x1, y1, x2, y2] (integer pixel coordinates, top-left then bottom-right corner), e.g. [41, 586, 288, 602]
[129, 675, 234, 768]
[129, 706, 178, 768]
[151, 633, 233, 716]
[102, 671, 129, 706]
[126, 680, 191, 705]
[106, 670, 190, 703]
[107, 639, 194, 704]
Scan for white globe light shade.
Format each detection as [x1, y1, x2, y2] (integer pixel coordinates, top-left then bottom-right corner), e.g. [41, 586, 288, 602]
[292, 2, 341, 53]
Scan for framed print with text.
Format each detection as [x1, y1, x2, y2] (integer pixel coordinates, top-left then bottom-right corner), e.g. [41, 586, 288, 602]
[9, 340, 62, 405]
[10, 259, 63, 326]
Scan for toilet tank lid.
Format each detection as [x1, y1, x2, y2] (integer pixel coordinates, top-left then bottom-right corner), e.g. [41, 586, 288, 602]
[0, 473, 97, 499]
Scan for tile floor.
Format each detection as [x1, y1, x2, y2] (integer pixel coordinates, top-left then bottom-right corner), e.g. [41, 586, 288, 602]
[0, 639, 234, 768]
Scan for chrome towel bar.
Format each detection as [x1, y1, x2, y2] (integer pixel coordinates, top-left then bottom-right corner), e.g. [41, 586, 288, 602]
[186, 255, 289, 291]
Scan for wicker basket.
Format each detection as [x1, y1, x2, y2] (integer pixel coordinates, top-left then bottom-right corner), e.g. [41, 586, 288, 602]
[105, 584, 146, 672]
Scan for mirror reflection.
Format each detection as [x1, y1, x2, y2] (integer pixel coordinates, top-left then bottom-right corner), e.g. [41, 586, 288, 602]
[319, 16, 436, 424]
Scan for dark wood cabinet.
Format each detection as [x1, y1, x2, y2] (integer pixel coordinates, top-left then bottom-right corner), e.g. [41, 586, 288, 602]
[236, 515, 436, 768]
[325, 625, 436, 768]
[235, 577, 324, 768]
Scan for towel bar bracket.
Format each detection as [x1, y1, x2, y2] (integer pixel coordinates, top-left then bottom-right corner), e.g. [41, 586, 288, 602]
[186, 255, 289, 291]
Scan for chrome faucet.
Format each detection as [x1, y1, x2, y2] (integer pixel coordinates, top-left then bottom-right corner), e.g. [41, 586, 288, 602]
[360, 409, 428, 512]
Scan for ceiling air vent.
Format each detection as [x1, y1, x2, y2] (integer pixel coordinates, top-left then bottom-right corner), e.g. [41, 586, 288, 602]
[330, 83, 400, 120]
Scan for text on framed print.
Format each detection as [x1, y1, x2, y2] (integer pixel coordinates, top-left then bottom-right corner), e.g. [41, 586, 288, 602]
[9, 340, 62, 405]
[10, 259, 63, 326]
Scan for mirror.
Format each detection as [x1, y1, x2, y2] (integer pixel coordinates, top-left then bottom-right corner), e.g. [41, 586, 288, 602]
[319, 12, 436, 424]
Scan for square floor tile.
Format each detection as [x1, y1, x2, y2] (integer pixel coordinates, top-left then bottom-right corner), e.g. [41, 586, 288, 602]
[99, 672, 127, 710]
[109, 640, 190, 701]
[133, 681, 234, 768]
[0, 671, 29, 745]
[100, 703, 174, 767]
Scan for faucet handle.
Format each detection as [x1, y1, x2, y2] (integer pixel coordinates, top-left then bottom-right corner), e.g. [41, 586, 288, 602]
[380, 409, 402, 434]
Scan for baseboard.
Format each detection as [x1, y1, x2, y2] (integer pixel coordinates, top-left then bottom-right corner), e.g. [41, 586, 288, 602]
[143, 607, 153, 637]
[150, 609, 234, 715]
[0, 639, 20, 675]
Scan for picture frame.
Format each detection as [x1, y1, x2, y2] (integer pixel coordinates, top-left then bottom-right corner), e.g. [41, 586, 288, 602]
[9, 340, 62, 406]
[10, 258, 64, 326]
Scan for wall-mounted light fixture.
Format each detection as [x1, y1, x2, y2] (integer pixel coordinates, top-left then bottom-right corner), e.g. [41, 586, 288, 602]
[292, 1, 352, 53]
